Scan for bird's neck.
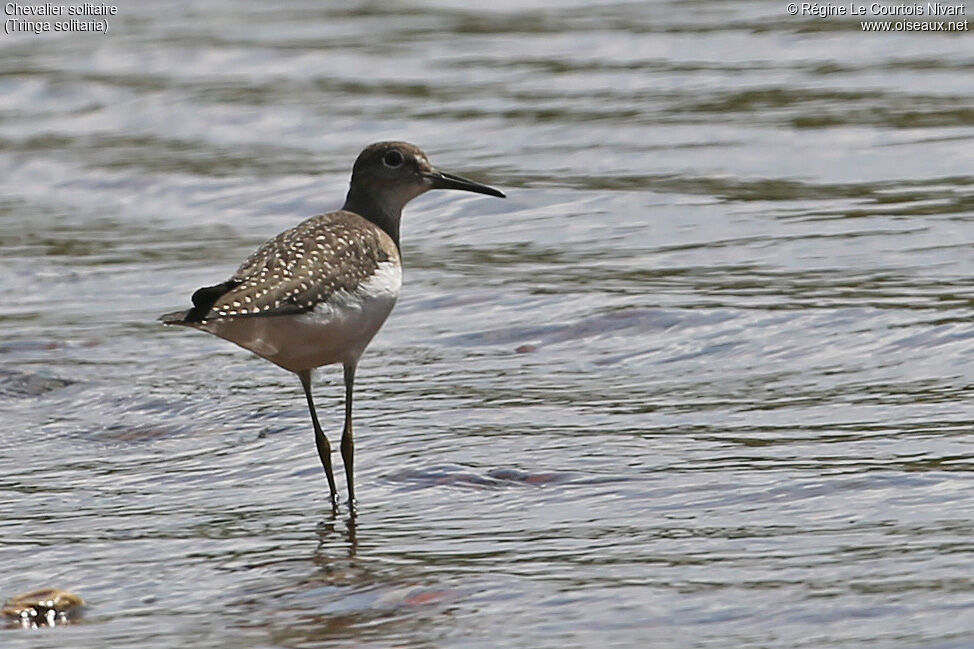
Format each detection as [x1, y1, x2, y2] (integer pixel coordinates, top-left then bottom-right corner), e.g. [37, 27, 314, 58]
[342, 183, 402, 249]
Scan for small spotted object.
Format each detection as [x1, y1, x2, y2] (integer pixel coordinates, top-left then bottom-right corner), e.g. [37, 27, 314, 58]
[2, 588, 84, 628]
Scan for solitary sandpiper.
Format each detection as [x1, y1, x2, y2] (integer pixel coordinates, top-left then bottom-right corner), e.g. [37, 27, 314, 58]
[161, 142, 505, 509]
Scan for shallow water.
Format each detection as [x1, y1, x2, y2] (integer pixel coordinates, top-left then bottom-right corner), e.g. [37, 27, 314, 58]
[1, 1, 972, 647]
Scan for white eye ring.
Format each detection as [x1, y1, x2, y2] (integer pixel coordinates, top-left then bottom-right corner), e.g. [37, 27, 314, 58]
[383, 150, 404, 168]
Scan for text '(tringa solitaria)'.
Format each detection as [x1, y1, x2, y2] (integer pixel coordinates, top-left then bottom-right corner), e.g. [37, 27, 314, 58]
[161, 142, 505, 511]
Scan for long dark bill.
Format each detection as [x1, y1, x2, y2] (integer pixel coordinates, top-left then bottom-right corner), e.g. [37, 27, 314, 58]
[427, 170, 506, 198]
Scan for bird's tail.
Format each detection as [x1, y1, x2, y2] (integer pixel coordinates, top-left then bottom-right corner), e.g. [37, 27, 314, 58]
[159, 309, 193, 326]
[160, 280, 240, 326]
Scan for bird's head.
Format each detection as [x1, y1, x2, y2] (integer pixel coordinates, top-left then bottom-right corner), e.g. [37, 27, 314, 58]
[344, 142, 505, 235]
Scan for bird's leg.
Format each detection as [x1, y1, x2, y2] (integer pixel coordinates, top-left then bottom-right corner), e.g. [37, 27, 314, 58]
[340, 361, 357, 511]
[299, 370, 338, 508]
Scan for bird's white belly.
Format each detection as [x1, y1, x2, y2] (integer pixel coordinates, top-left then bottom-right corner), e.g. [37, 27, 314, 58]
[201, 262, 401, 373]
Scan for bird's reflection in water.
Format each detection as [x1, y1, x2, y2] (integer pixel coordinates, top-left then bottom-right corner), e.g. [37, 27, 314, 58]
[311, 511, 359, 581]
[261, 510, 453, 647]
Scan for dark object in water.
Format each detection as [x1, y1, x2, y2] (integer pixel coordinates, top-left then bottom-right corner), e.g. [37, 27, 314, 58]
[386, 464, 577, 490]
[0, 368, 74, 398]
[1, 588, 84, 629]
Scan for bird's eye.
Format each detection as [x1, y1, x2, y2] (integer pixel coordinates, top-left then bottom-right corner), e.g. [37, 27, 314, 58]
[383, 150, 404, 168]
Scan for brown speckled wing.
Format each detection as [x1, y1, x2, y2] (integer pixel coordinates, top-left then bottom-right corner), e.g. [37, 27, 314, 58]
[195, 211, 398, 322]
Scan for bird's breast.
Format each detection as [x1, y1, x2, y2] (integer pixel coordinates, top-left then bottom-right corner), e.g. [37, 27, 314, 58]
[300, 260, 401, 337]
